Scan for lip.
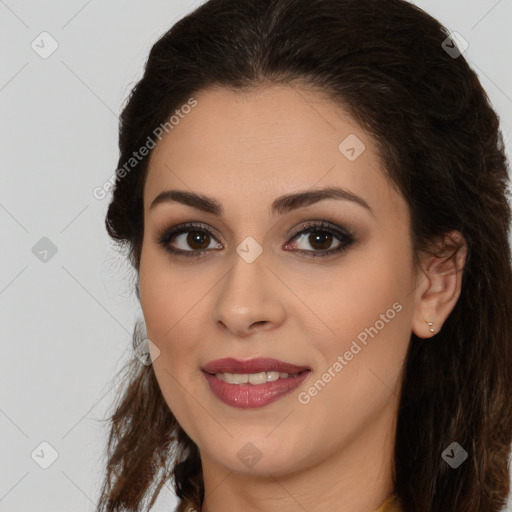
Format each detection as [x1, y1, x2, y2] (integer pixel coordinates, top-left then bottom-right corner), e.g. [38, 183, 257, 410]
[201, 357, 310, 375]
[202, 370, 311, 409]
[201, 357, 311, 409]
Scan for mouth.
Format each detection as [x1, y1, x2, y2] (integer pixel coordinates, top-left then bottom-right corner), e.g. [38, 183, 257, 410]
[201, 357, 311, 408]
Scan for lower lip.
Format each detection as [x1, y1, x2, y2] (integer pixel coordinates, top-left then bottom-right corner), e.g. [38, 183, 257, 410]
[202, 370, 311, 409]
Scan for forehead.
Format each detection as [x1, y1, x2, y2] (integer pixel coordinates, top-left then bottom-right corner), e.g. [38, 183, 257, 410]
[144, 85, 402, 222]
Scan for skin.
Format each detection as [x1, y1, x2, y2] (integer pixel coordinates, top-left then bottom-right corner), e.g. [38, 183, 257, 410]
[138, 84, 466, 512]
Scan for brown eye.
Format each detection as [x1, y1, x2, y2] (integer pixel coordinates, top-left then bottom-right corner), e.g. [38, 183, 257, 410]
[185, 231, 211, 250]
[284, 220, 356, 258]
[168, 229, 221, 253]
[158, 220, 355, 259]
[290, 230, 338, 252]
[157, 222, 223, 257]
[306, 231, 334, 251]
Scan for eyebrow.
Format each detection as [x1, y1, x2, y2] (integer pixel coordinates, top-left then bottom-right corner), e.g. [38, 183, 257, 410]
[149, 186, 375, 217]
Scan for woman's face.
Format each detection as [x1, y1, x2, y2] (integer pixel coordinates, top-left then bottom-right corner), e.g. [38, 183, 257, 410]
[138, 85, 423, 482]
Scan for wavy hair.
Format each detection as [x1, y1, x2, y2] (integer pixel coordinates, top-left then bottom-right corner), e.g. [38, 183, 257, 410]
[96, 1, 512, 511]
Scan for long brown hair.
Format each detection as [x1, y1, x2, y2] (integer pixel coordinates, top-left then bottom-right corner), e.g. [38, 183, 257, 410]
[96, 1, 512, 511]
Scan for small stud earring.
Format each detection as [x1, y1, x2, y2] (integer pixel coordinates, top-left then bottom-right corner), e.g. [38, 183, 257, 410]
[427, 321, 434, 333]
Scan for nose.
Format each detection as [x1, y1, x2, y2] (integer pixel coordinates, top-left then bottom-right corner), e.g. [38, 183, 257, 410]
[212, 252, 286, 338]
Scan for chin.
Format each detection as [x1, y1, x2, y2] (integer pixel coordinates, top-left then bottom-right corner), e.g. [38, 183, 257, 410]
[210, 435, 307, 476]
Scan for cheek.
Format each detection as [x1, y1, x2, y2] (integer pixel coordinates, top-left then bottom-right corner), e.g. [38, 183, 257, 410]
[138, 258, 207, 429]
[138, 249, 204, 393]
[297, 242, 411, 342]
[300, 243, 413, 392]
[138, 244, 208, 341]
[295, 271, 411, 446]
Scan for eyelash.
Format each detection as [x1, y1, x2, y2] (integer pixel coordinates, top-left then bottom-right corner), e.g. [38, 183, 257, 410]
[156, 220, 356, 259]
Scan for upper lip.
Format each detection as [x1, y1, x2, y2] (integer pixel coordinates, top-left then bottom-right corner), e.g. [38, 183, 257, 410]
[202, 357, 310, 375]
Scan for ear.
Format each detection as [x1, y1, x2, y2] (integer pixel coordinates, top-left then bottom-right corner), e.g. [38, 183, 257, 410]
[412, 230, 467, 339]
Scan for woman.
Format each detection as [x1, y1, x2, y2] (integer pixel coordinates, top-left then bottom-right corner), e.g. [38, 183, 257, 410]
[96, 1, 512, 511]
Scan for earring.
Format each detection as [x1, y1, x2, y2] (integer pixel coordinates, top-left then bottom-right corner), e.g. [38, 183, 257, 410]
[427, 321, 434, 333]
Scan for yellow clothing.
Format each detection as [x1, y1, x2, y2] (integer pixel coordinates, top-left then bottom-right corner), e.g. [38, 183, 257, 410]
[375, 494, 400, 512]
[179, 494, 400, 511]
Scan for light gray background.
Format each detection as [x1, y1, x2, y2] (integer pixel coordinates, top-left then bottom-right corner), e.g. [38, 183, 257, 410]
[1, 1, 511, 511]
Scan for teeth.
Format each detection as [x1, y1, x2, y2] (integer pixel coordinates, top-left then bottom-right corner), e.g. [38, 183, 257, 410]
[215, 371, 292, 385]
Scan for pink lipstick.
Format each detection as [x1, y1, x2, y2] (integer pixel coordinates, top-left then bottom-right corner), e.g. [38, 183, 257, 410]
[202, 357, 311, 409]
